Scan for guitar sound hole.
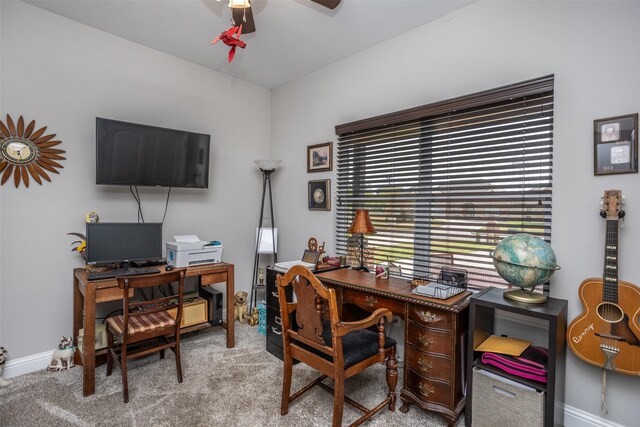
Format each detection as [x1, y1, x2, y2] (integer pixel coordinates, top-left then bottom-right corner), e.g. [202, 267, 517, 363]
[597, 302, 624, 323]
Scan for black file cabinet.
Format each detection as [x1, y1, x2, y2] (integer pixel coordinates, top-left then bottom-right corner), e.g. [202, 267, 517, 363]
[266, 266, 343, 361]
[265, 268, 294, 361]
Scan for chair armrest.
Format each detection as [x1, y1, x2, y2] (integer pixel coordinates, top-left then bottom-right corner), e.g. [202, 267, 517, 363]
[335, 308, 392, 337]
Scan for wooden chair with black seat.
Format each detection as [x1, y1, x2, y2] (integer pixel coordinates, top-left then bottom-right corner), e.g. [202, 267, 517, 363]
[105, 269, 186, 403]
[276, 265, 398, 427]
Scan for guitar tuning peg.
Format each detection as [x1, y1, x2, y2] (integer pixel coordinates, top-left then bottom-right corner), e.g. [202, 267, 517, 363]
[619, 210, 626, 219]
[600, 210, 607, 218]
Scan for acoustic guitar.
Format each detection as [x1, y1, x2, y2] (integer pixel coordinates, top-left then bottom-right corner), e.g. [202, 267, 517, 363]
[567, 189, 640, 375]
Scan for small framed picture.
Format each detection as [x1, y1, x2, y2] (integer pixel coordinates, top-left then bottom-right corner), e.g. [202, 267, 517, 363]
[308, 179, 330, 211]
[307, 142, 332, 173]
[302, 249, 320, 264]
[594, 113, 638, 175]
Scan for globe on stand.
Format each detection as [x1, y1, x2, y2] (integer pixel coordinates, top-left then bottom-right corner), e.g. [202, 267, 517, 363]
[492, 233, 561, 304]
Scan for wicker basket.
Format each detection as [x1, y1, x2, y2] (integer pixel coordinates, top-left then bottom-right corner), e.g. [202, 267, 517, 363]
[410, 277, 430, 288]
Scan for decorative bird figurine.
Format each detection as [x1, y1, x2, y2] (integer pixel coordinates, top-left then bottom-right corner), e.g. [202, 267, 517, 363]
[67, 232, 87, 260]
[211, 25, 246, 63]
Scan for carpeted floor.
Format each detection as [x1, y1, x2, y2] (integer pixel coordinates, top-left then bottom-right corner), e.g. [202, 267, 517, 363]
[0, 323, 464, 426]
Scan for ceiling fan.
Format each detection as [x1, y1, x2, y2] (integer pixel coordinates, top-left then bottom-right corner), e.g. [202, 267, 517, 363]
[226, 0, 342, 34]
[212, 0, 341, 62]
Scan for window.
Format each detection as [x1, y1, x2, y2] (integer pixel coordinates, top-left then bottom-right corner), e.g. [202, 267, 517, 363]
[335, 76, 554, 291]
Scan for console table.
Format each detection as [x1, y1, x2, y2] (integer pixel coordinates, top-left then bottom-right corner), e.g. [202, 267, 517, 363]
[314, 269, 470, 426]
[73, 262, 235, 396]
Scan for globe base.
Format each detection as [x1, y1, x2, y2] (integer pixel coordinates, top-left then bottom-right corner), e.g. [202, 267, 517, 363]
[503, 288, 547, 304]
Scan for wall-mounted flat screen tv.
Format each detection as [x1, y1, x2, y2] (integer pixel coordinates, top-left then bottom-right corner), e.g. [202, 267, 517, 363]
[96, 117, 210, 188]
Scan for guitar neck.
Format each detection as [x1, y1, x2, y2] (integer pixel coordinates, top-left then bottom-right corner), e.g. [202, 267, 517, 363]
[603, 219, 619, 303]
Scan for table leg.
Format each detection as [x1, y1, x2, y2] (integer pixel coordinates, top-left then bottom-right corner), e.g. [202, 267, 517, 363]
[227, 265, 235, 348]
[73, 273, 82, 366]
[83, 284, 97, 396]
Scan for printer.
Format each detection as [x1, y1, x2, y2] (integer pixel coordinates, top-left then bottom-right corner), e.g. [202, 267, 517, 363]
[166, 235, 223, 267]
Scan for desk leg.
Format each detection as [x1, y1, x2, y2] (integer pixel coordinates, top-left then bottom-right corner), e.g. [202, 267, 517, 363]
[83, 284, 97, 396]
[73, 274, 82, 366]
[227, 265, 235, 348]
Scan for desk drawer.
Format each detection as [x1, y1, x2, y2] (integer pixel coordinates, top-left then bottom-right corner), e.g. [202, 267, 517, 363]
[405, 345, 451, 382]
[266, 283, 293, 310]
[96, 287, 133, 303]
[201, 272, 227, 286]
[408, 306, 452, 331]
[407, 324, 452, 357]
[342, 288, 405, 314]
[405, 372, 451, 407]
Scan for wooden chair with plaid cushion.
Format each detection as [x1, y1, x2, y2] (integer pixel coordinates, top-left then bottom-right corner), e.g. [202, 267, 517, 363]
[106, 269, 186, 403]
[277, 265, 398, 427]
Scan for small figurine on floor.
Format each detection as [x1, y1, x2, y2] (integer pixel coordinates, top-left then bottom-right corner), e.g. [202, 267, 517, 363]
[47, 336, 75, 371]
[245, 308, 259, 326]
[0, 347, 9, 386]
[234, 291, 249, 323]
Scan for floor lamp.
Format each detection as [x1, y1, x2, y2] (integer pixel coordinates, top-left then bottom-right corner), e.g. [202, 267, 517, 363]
[348, 209, 376, 272]
[251, 159, 281, 310]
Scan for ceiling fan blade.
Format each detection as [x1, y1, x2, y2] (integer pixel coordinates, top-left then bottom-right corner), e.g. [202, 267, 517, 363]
[232, 5, 255, 34]
[310, 0, 342, 10]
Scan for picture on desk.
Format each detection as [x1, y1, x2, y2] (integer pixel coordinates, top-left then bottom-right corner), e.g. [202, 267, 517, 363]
[302, 249, 320, 264]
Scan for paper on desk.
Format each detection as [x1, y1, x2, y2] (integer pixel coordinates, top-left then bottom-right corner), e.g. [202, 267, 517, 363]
[173, 234, 201, 243]
[474, 335, 531, 356]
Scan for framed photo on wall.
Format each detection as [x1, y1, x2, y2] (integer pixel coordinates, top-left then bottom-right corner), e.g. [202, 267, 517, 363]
[308, 179, 330, 210]
[594, 113, 638, 175]
[307, 142, 332, 172]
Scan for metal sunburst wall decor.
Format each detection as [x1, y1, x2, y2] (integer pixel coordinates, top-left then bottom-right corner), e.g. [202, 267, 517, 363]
[0, 114, 66, 188]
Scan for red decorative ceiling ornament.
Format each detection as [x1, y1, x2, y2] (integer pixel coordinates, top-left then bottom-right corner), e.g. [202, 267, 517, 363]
[211, 25, 246, 63]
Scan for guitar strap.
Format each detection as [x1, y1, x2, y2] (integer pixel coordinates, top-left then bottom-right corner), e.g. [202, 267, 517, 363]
[601, 368, 608, 414]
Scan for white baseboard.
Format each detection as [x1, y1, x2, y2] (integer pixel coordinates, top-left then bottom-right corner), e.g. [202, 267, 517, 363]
[3, 349, 54, 379]
[564, 404, 626, 427]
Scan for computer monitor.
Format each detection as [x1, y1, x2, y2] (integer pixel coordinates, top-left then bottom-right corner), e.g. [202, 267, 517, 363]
[85, 222, 163, 267]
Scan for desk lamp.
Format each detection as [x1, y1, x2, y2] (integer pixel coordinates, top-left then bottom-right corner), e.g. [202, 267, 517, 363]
[348, 209, 376, 272]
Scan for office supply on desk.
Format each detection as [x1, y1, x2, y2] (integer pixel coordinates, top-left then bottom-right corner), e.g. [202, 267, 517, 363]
[412, 282, 467, 299]
[73, 262, 235, 397]
[274, 249, 320, 272]
[166, 235, 223, 267]
[87, 266, 161, 281]
[410, 266, 468, 299]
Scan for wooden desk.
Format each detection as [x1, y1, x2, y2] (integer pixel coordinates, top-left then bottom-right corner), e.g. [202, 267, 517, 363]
[316, 269, 470, 427]
[73, 262, 234, 397]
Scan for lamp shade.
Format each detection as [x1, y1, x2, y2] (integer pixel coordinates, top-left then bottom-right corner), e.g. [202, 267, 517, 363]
[254, 159, 282, 171]
[348, 209, 376, 235]
[228, 0, 251, 8]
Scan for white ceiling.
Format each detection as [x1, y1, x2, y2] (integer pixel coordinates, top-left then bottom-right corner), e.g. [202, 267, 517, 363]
[25, 0, 474, 89]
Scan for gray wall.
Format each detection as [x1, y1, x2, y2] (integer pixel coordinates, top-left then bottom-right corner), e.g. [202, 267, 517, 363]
[271, 1, 640, 425]
[0, 1, 270, 358]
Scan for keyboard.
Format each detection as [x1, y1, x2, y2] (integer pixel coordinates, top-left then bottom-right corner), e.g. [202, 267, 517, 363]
[87, 266, 162, 281]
